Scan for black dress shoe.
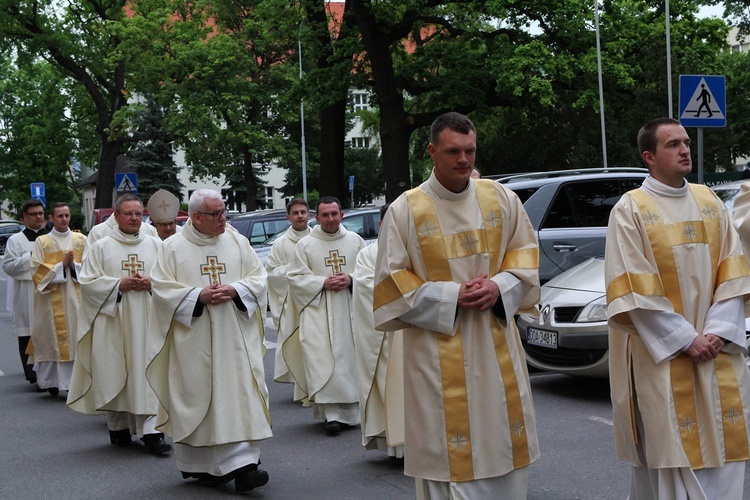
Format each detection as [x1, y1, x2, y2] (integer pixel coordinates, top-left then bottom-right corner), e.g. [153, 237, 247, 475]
[141, 433, 171, 455]
[181, 471, 220, 487]
[235, 464, 269, 492]
[109, 429, 132, 447]
[325, 420, 341, 436]
[47, 387, 59, 396]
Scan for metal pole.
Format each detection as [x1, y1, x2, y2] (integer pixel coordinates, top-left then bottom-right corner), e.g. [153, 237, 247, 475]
[595, 0, 607, 167]
[666, 0, 673, 118]
[697, 127, 704, 184]
[298, 25, 308, 201]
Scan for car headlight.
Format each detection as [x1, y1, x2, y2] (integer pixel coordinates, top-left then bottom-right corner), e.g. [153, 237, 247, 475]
[576, 296, 608, 323]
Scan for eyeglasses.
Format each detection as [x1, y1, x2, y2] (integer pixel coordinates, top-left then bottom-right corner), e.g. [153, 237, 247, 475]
[25, 211, 45, 217]
[119, 211, 143, 218]
[197, 209, 227, 220]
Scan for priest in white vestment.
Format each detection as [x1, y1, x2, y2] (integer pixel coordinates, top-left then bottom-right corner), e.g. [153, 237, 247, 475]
[352, 206, 405, 458]
[147, 189, 271, 492]
[606, 118, 750, 500]
[266, 198, 311, 405]
[67, 194, 170, 454]
[87, 197, 157, 248]
[288, 196, 365, 436]
[374, 113, 541, 499]
[147, 189, 182, 240]
[3, 199, 48, 385]
[30, 202, 87, 395]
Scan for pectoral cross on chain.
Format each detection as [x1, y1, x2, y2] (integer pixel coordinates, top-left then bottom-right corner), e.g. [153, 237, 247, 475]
[200, 256, 227, 285]
[324, 250, 346, 274]
[121, 254, 144, 276]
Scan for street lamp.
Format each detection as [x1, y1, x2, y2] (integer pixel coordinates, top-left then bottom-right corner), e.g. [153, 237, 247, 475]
[298, 24, 308, 201]
[595, 0, 608, 167]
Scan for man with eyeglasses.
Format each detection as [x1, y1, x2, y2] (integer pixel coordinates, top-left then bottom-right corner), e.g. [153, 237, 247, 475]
[67, 193, 170, 455]
[148, 189, 271, 492]
[87, 192, 158, 245]
[3, 199, 49, 388]
[147, 189, 181, 240]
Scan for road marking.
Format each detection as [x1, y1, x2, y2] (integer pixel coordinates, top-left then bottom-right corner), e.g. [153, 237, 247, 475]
[588, 415, 613, 426]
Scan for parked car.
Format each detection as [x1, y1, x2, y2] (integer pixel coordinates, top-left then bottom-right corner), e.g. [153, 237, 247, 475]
[517, 181, 750, 378]
[500, 168, 648, 282]
[0, 220, 23, 255]
[251, 206, 381, 266]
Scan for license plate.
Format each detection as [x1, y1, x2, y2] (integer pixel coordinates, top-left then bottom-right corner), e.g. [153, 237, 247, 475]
[526, 327, 558, 349]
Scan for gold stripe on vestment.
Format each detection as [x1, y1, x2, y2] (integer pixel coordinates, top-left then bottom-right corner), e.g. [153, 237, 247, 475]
[714, 353, 750, 462]
[406, 184, 531, 480]
[373, 269, 425, 311]
[670, 354, 704, 468]
[717, 255, 750, 289]
[606, 272, 665, 304]
[34, 246, 71, 361]
[500, 247, 539, 272]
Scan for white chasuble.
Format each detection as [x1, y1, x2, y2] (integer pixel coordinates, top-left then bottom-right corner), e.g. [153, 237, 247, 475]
[288, 225, 365, 406]
[266, 226, 310, 402]
[30, 229, 86, 363]
[352, 242, 404, 453]
[373, 174, 541, 483]
[147, 220, 272, 447]
[606, 177, 750, 470]
[67, 230, 160, 417]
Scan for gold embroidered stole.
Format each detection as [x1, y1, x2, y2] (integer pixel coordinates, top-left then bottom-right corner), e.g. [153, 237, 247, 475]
[405, 180, 531, 481]
[32, 235, 84, 360]
[629, 185, 749, 467]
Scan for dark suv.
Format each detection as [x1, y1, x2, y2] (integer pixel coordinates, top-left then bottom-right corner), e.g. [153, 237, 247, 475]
[0, 221, 24, 255]
[500, 168, 649, 282]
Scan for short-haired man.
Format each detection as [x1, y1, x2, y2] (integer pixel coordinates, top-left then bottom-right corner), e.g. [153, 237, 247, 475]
[266, 198, 311, 404]
[148, 189, 271, 491]
[88, 193, 157, 245]
[288, 196, 365, 435]
[606, 117, 750, 498]
[30, 202, 87, 396]
[67, 193, 170, 454]
[3, 200, 49, 386]
[352, 203, 404, 458]
[374, 112, 541, 497]
[147, 189, 181, 240]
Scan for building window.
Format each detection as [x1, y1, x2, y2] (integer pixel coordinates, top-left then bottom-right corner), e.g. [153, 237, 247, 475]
[349, 91, 370, 111]
[265, 187, 274, 206]
[351, 137, 370, 149]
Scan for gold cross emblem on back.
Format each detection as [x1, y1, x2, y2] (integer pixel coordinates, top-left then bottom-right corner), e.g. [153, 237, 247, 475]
[200, 256, 227, 285]
[324, 250, 346, 274]
[121, 254, 144, 276]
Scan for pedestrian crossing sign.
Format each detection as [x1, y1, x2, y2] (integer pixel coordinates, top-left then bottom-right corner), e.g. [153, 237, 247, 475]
[115, 172, 138, 193]
[678, 75, 726, 128]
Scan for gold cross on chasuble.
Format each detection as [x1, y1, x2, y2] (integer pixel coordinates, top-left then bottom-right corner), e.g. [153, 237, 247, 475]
[121, 254, 144, 276]
[324, 250, 346, 274]
[200, 256, 227, 285]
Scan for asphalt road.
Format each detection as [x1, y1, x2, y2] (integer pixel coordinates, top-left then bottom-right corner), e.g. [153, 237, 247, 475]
[1, 266, 748, 499]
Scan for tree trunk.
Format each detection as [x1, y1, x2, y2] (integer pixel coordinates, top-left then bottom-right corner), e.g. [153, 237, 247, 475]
[318, 99, 347, 202]
[94, 139, 120, 209]
[243, 147, 258, 211]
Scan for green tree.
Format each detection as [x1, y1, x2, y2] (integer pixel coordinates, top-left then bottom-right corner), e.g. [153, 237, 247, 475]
[0, 0, 133, 209]
[0, 57, 79, 214]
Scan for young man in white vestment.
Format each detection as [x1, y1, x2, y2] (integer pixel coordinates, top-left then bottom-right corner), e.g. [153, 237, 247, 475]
[352, 203, 404, 458]
[147, 189, 271, 492]
[67, 194, 170, 454]
[605, 117, 750, 500]
[3, 199, 49, 387]
[266, 198, 311, 405]
[288, 196, 365, 436]
[373, 112, 541, 499]
[30, 202, 87, 396]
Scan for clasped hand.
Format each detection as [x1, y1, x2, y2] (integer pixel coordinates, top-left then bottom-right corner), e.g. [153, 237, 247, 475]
[119, 273, 151, 292]
[199, 284, 237, 305]
[324, 272, 351, 292]
[686, 333, 725, 364]
[457, 275, 499, 312]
